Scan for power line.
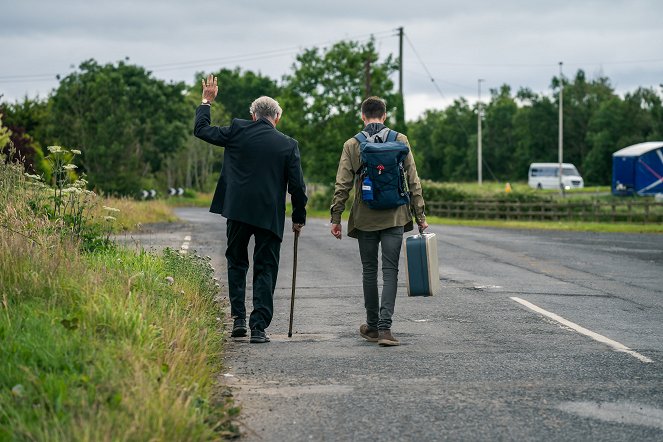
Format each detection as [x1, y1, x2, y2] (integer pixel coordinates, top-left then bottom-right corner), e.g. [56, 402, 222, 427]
[405, 32, 501, 181]
[411, 58, 663, 69]
[404, 69, 476, 92]
[404, 34, 447, 100]
[0, 30, 398, 83]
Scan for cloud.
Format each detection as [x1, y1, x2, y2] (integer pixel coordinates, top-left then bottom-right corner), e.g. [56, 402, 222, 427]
[1, 0, 662, 118]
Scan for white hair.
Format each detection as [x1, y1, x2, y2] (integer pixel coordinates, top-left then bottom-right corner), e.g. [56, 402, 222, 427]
[249, 96, 282, 120]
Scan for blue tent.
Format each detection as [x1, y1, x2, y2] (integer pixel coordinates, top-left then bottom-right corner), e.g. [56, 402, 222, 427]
[612, 141, 663, 196]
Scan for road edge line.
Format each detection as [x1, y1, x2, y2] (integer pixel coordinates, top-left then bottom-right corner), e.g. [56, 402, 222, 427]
[510, 296, 654, 364]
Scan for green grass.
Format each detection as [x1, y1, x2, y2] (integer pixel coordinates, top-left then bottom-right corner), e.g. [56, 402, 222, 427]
[436, 181, 610, 196]
[0, 160, 237, 440]
[304, 209, 663, 234]
[0, 241, 239, 440]
[98, 197, 179, 232]
[424, 216, 663, 234]
[166, 192, 214, 208]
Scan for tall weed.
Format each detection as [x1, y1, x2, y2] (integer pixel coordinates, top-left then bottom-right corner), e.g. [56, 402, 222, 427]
[0, 151, 237, 440]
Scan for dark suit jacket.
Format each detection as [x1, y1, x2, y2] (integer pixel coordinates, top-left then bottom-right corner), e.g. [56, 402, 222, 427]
[193, 105, 307, 240]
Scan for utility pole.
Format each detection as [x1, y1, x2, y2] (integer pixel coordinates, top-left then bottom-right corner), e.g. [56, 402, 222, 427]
[558, 62, 564, 197]
[364, 58, 372, 98]
[396, 26, 405, 129]
[477, 79, 484, 185]
[398, 27, 404, 97]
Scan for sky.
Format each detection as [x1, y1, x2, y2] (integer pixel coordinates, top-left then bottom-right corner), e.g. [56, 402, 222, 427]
[1, 0, 662, 120]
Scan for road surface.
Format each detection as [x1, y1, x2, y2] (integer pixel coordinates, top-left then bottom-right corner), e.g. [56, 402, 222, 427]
[135, 208, 663, 441]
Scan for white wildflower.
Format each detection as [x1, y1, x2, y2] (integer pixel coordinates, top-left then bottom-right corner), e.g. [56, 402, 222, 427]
[24, 173, 42, 181]
[61, 187, 81, 194]
[47, 146, 64, 153]
[11, 384, 25, 397]
[104, 216, 116, 222]
[165, 276, 175, 285]
[62, 164, 78, 170]
[71, 149, 82, 155]
[103, 206, 120, 212]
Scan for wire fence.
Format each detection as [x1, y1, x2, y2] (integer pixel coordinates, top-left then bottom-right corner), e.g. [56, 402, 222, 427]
[426, 200, 663, 224]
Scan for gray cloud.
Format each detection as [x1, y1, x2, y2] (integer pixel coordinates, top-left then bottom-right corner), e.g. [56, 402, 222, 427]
[1, 0, 662, 118]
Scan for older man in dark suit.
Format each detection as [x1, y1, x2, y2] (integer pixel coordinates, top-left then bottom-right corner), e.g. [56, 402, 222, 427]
[194, 75, 307, 343]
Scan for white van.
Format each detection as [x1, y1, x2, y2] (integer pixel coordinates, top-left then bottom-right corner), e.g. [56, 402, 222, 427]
[528, 163, 584, 190]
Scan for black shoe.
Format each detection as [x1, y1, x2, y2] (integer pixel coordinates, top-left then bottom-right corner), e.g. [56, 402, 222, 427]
[231, 318, 247, 338]
[250, 329, 270, 343]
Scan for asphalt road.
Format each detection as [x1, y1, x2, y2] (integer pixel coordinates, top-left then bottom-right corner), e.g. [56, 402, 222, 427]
[139, 208, 663, 441]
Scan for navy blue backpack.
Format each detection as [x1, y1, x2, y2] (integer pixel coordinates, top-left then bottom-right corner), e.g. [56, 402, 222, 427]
[355, 128, 410, 210]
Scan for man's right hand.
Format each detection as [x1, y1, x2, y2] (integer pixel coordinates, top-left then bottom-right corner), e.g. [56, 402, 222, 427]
[331, 223, 342, 240]
[202, 74, 218, 102]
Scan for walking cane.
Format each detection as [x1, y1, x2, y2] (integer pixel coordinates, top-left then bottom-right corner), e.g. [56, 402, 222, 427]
[288, 229, 300, 338]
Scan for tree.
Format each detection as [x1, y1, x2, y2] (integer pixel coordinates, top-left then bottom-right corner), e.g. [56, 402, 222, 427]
[278, 40, 399, 184]
[192, 68, 280, 121]
[48, 59, 189, 194]
[1, 97, 51, 175]
[553, 70, 616, 174]
[408, 99, 476, 181]
[512, 88, 558, 180]
[584, 87, 663, 184]
[0, 116, 10, 151]
[161, 89, 229, 192]
[482, 85, 518, 180]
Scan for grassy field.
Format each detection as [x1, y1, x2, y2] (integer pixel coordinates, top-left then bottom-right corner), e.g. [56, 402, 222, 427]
[0, 159, 237, 440]
[302, 208, 663, 234]
[437, 181, 611, 195]
[424, 215, 663, 234]
[174, 187, 659, 234]
[166, 192, 214, 208]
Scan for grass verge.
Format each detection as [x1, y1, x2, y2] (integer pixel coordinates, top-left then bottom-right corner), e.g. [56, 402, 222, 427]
[166, 192, 214, 208]
[1, 157, 237, 440]
[424, 216, 663, 234]
[304, 209, 663, 234]
[98, 197, 178, 232]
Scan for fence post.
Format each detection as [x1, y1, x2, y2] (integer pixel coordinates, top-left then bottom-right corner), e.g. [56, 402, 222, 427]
[644, 201, 650, 224]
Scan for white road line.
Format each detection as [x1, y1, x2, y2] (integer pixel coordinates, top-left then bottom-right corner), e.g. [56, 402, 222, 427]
[511, 297, 654, 363]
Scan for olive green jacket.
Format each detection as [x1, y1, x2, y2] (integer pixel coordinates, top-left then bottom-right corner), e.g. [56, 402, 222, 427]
[330, 132, 426, 238]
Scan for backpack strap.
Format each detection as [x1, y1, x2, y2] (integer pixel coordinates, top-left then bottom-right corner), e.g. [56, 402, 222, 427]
[386, 130, 399, 142]
[354, 132, 368, 143]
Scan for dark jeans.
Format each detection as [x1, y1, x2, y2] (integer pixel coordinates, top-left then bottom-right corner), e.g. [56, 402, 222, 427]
[357, 226, 404, 330]
[226, 219, 282, 331]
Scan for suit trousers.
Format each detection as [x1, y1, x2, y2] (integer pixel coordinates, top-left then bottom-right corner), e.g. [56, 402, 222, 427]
[356, 226, 404, 330]
[225, 219, 282, 331]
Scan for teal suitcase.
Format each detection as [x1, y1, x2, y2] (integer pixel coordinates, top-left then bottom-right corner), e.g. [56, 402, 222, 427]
[404, 232, 440, 296]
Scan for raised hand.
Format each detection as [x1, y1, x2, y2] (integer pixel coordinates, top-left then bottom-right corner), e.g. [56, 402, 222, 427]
[201, 74, 218, 102]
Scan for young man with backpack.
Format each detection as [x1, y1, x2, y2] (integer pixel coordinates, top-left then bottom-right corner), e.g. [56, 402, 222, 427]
[330, 96, 428, 346]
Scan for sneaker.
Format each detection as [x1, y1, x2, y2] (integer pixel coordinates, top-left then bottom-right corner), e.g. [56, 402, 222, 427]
[378, 329, 400, 347]
[359, 324, 378, 342]
[250, 329, 270, 343]
[231, 318, 247, 338]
